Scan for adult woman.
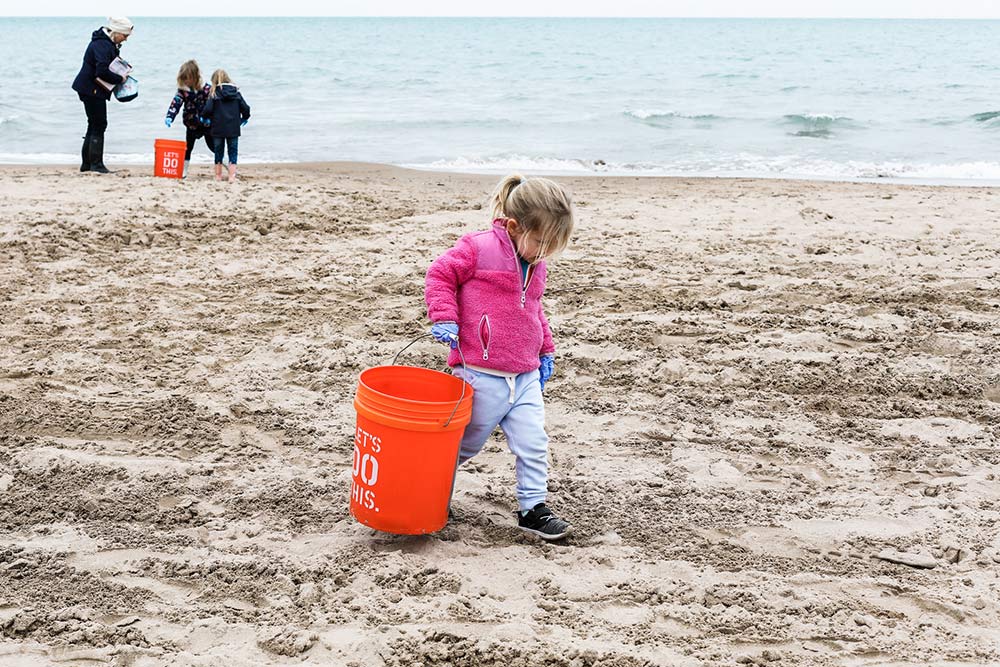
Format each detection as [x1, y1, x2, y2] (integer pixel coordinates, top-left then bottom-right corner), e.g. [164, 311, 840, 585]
[71, 16, 133, 174]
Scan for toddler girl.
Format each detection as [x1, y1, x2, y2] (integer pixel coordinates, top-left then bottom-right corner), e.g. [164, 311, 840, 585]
[201, 69, 251, 183]
[425, 174, 575, 540]
[164, 60, 213, 178]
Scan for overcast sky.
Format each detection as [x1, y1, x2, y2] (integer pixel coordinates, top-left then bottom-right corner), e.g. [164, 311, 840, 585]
[6, 0, 1000, 18]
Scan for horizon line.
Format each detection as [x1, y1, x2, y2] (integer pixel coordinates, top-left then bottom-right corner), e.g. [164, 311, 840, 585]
[5, 14, 1000, 20]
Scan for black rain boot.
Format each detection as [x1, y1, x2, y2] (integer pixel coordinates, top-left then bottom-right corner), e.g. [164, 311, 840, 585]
[80, 131, 91, 172]
[88, 133, 112, 174]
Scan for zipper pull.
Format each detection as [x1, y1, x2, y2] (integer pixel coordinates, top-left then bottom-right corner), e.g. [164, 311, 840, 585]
[520, 292, 526, 308]
[479, 314, 491, 361]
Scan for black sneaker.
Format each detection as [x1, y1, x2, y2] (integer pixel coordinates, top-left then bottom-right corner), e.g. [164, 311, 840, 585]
[515, 503, 572, 541]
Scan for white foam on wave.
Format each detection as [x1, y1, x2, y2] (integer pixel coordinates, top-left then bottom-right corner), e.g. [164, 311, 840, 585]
[624, 109, 676, 120]
[623, 109, 722, 122]
[871, 160, 1000, 181]
[787, 113, 845, 121]
[741, 156, 1000, 182]
[662, 153, 1000, 183]
[401, 153, 1000, 184]
[0, 153, 296, 165]
[0, 152, 90, 164]
[401, 155, 639, 174]
[4, 150, 998, 185]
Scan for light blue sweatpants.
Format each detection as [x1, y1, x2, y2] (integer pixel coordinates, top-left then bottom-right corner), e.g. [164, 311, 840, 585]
[452, 367, 548, 511]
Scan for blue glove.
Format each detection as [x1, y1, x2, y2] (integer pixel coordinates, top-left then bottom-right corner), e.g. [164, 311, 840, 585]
[431, 322, 459, 349]
[164, 117, 172, 128]
[201, 116, 211, 127]
[241, 119, 248, 127]
[539, 355, 554, 390]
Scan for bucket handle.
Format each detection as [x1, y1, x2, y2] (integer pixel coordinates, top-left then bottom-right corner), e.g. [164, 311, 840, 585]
[392, 333, 468, 428]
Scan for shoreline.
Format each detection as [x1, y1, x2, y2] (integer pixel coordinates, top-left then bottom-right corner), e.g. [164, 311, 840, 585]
[1, 160, 999, 189]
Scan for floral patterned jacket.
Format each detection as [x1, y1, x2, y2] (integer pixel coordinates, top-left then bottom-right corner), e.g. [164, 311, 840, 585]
[165, 83, 212, 130]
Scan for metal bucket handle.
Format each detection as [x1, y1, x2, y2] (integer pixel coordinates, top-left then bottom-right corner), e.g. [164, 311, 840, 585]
[392, 333, 468, 428]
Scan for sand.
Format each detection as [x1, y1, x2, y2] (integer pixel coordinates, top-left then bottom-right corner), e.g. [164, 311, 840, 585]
[1, 163, 999, 666]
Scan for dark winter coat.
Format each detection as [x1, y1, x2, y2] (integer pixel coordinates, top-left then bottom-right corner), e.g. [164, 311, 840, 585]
[201, 84, 251, 138]
[166, 83, 212, 130]
[71, 29, 125, 100]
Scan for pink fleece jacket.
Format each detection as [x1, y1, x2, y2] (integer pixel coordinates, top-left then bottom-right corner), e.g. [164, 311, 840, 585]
[426, 219, 556, 373]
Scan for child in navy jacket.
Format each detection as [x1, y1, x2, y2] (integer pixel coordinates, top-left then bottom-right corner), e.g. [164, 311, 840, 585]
[202, 69, 251, 183]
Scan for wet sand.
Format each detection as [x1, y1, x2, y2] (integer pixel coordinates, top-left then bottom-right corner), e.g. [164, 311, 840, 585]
[1, 163, 999, 666]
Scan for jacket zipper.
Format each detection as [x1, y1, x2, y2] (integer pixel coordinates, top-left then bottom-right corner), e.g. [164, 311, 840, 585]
[478, 314, 491, 361]
[508, 233, 532, 309]
[520, 265, 532, 308]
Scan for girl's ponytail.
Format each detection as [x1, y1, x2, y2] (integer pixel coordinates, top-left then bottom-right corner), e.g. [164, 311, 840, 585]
[490, 173, 525, 219]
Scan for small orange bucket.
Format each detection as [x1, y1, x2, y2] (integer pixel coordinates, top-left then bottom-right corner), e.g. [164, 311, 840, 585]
[350, 339, 473, 534]
[153, 138, 187, 179]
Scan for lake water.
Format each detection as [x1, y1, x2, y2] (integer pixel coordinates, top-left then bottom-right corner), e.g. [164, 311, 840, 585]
[3, 17, 1000, 182]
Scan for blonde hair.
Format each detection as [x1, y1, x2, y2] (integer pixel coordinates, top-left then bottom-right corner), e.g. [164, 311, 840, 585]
[176, 60, 202, 90]
[490, 174, 574, 259]
[210, 69, 233, 97]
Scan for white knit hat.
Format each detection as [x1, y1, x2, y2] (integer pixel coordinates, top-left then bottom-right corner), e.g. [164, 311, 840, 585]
[106, 16, 134, 35]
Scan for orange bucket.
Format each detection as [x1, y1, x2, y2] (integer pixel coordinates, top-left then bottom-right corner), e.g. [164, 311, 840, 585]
[351, 358, 473, 535]
[153, 138, 187, 179]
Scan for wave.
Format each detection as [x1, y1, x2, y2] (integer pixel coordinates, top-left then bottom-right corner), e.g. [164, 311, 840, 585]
[623, 109, 722, 125]
[0, 152, 296, 165]
[624, 108, 675, 120]
[401, 155, 642, 174]
[715, 155, 1000, 181]
[338, 116, 521, 129]
[924, 117, 963, 127]
[6, 149, 998, 184]
[971, 111, 1000, 123]
[888, 160, 1000, 180]
[400, 153, 1000, 183]
[703, 156, 1000, 182]
[699, 72, 760, 80]
[782, 113, 856, 126]
[0, 152, 108, 164]
[781, 113, 858, 138]
[625, 110, 862, 136]
[919, 112, 1000, 127]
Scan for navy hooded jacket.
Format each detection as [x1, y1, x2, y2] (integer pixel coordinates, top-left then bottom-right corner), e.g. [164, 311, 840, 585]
[72, 29, 125, 100]
[202, 84, 251, 138]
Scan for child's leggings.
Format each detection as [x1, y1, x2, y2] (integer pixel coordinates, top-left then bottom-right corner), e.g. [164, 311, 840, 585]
[185, 127, 214, 160]
[452, 367, 548, 511]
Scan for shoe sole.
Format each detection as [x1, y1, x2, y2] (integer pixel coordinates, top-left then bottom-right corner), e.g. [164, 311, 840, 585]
[519, 525, 573, 541]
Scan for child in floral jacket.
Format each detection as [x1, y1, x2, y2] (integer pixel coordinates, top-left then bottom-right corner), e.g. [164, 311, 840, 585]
[164, 59, 213, 178]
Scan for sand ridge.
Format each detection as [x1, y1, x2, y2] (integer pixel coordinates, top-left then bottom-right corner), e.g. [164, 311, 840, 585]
[1, 164, 999, 665]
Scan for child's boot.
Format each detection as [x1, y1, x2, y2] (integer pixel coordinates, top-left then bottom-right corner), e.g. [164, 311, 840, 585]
[228, 163, 237, 183]
[214, 163, 223, 181]
[515, 503, 572, 541]
[183, 159, 190, 179]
